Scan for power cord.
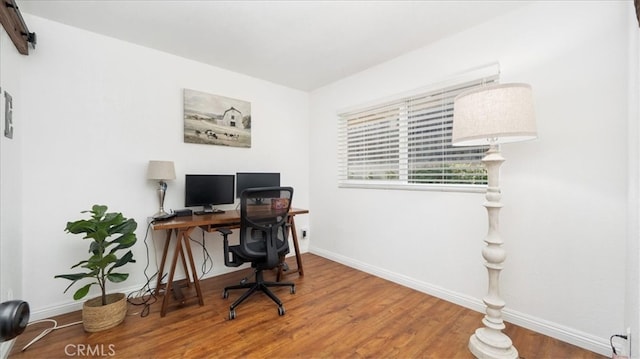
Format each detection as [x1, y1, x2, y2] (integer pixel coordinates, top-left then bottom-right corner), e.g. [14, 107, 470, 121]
[21, 319, 83, 352]
[126, 221, 160, 317]
[189, 230, 214, 279]
[200, 230, 214, 277]
[610, 333, 629, 356]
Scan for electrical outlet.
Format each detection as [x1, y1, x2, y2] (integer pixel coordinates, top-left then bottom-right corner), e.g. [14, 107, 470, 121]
[301, 228, 308, 239]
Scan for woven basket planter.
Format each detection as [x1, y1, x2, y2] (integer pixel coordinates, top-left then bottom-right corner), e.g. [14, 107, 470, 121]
[82, 293, 127, 332]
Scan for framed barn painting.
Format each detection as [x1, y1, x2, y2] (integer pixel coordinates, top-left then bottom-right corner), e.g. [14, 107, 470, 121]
[183, 89, 251, 148]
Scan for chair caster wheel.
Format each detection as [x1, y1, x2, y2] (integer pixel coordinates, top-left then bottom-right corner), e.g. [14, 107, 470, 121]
[229, 309, 236, 320]
[290, 286, 296, 294]
[278, 306, 285, 316]
[223, 290, 229, 299]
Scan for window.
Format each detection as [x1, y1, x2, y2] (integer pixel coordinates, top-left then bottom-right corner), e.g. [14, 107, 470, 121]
[338, 65, 499, 190]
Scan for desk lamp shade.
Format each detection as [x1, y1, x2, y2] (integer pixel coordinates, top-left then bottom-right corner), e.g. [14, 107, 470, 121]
[147, 160, 176, 217]
[147, 160, 176, 181]
[452, 83, 536, 146]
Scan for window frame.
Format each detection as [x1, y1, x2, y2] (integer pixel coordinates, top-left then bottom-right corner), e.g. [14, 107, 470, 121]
[337, 64, 500, 192]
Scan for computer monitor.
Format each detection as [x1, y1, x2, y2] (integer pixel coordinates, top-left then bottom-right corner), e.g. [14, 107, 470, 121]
[236, 172, 280, 197]
[185, 174, 235, 214]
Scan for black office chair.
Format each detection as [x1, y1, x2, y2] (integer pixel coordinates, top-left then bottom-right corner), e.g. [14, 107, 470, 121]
[217, 186, 296, 320]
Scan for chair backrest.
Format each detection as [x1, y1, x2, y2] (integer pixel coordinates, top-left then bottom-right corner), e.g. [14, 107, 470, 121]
[239, 186, 293, 269]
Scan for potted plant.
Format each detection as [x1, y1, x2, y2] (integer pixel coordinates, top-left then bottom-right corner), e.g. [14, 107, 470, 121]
[55, 204, 137, 332]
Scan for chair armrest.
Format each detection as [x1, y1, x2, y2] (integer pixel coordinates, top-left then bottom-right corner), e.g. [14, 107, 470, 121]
[217, 228, 243, 267]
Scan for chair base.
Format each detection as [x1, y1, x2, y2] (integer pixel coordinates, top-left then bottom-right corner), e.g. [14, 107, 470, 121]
[223, 270, 295, 320]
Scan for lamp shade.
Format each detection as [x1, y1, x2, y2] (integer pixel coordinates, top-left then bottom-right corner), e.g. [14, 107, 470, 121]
[452, 83, 537, 146]
[146, 160, 176, 181]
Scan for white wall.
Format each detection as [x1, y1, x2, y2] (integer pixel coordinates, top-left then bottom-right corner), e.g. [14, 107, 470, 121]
[309, 1, 631, 356]
[8, 15, 310, 319]
[0, 18, 24, 304]
[626, 2, 640, 357]
[0, 22, 26, 359]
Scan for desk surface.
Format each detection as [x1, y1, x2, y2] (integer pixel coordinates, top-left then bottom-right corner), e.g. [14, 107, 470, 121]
[152, 207, 309, 230]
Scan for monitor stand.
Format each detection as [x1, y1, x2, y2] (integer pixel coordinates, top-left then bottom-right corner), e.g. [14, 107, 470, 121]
[194, 204, 225, 215]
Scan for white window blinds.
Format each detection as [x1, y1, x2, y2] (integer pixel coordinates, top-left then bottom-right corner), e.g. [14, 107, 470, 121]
[338, 65, 499, 190]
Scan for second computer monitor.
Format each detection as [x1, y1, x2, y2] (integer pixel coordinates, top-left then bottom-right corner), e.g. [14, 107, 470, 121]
[236, 172, 280, 197]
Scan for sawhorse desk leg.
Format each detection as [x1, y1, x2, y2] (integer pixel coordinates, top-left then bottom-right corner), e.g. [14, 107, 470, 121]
[277, 215, 304, 281]
[155, 230, 191, 296]
[156, 228, 204, 317]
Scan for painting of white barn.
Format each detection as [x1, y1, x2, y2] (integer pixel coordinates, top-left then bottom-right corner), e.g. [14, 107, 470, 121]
[183, 89, 251, 148]
[222, 107, 241, 127]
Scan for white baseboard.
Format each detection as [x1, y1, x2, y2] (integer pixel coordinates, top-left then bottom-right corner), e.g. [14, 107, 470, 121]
[29, 265, 252, 321]
[29, 282, 153, 322]
[309, 246, 610, 357]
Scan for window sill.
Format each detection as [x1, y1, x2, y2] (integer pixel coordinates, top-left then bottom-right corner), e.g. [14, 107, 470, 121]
[338, 181, 486, 193]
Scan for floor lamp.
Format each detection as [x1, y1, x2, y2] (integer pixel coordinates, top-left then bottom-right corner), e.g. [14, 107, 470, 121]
[146, 160, 176, 218]
[452, 83, 537, 359]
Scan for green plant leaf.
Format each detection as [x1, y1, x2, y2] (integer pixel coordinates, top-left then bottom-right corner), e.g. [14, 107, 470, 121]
[62, 281, 77, 294]
[55, 273, 93, 281]
[102, 212, 124, 232]
[87, 253, 116, 268]
[89, 241, 102, 255]
[85, 254, 100, 269]
[111, 218, 137, 234]
[73, 283, 94, 300]
[108, 233, 137, 252]
[78, 269, 101, 278]
[65, 220, 95, 234]
[107, 273, 128, 283]
[110, 250, 134, 270]
[70, 260, 88, 269]
[86, 228, 109, 242]
[91, 205, 108, 219]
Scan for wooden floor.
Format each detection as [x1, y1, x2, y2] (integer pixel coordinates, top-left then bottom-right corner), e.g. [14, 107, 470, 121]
[10, 253, 604, 358]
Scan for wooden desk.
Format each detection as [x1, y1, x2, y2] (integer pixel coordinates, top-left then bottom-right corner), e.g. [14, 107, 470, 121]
[152, 208, 308, 317]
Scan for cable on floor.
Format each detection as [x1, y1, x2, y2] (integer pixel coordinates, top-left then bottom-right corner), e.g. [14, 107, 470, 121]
[21, 319, 83, 352]
[126, 221, 159, 317]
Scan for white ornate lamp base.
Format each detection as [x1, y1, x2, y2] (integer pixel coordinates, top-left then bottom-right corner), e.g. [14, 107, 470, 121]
[470, 328, 518, 359]
[469, 144, 518, 359]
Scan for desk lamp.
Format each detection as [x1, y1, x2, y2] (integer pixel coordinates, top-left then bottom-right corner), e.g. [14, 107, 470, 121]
[452, 83, 537, 359]
[146, 160, 176, 218]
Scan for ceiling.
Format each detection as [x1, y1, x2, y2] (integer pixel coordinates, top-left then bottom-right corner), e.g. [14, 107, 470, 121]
[18, 0, 532, 92]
